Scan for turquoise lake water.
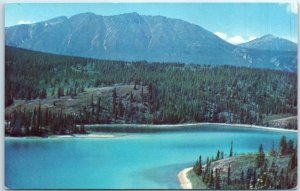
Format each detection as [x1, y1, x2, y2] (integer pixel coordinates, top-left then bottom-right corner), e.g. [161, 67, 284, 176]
[5, 125, 297, 189]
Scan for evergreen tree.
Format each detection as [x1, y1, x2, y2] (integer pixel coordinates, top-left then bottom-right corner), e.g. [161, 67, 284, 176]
[57, 87, 64, 98]
[198, 155, 202, 176]
[79, 123, 86, 134]
[216, 150, 220, 160]
[270, 140, 276, 156]
[113, 88, 117, 120]
[203, 157, 210, 183]
[278, 169, 284, 189]
[208, 169, 214, 188]
[220, 151, 224, 159]
[284, 170, 289, 188]
[39, 88, 47, 99]
[256, 144, 265, 168]
[289, 152, 297, 170]
[214, 168, 221, 189]
[269, 160, 277, 173]
[250, 170, 257, 189]
[229, 141, 233, 157]
[287, 139, 294, 154]
[96, 97, 101, 122]
[227, 164, 231, 185]
[118, 97, 124, 117]
[280, 136, 287, 155]
[90, 94, 94, 106]
[291, 173, 297, 188]
[240, 170, 244, 185]
[193, 160, 200, 173]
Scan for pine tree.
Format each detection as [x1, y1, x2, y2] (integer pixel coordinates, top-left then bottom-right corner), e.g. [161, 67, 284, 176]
[90, 95, 94, 106]
[133, 81, 138, 90]
[240, 170, 244, 185]
[284, 169, 289, 188]
[113, 88, 117, 120]
[288, 152, 297, 170]
[270, 160, 277, 173]
[193, 156, 202, 176]
[229, 141, 233, 157]
[30, 108, 37, 134]
[39, 88, 47, 99]
[34, 104, 42, 135]
[291, 173, 297, 188]
[270, 140, 276, 156]
[118, 97, 124, 117]
[193, 160, 199, 173]
[256, 144, 265, 168]
[278, 169, 284, 189]
[208, 169, 214, 188]
[250, 170, 257, 189]
[96, 97, 101, 122]
[214, 168, 221, 189]
[220, 151, 224, 159]
[80, 123, 86, 134]
[216, 150, 220, 160]
[287, 139, 294, 154]
[227, 164, 231, 185]
[203, 157, 210, 183]
[280, 136, 287, 155]
[57, 87, 64, 98]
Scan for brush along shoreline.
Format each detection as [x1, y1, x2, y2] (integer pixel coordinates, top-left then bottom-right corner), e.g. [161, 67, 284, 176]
[83, 122, 297, 133]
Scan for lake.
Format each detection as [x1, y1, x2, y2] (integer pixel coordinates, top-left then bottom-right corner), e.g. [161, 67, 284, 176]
[5, 125, 297, 189]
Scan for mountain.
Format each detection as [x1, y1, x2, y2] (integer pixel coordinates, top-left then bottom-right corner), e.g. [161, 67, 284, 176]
[5, 12, 297, 72]
[239, 34, 297, 51]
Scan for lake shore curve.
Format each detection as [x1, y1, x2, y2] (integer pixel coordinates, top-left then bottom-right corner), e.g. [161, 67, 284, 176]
[178, 167, 193, 189]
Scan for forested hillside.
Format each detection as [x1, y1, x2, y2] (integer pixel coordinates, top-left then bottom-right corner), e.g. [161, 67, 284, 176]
[190, 136, 297, 189]
[5, 46, 297, 136]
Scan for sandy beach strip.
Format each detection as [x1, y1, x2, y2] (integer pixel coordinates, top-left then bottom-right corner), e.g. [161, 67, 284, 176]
[178, 167, 193, 189]
[5, 133, 117, 140]
[72, 134, 115, 138]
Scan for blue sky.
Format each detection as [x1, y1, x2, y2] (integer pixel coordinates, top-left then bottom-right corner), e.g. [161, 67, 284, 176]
[5, 3, 298, 44]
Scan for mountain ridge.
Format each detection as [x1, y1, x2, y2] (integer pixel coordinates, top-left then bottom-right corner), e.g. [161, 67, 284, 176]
[5, 12, 297, 72]
[239, 34, 297, 51]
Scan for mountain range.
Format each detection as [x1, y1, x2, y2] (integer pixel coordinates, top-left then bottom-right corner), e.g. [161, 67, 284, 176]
[5, 12, 297, 72]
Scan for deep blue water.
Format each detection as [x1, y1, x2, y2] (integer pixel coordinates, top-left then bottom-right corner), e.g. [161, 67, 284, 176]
[5, 125, 297, 189]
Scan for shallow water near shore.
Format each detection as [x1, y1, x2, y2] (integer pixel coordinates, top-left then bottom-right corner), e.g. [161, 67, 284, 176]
[5, 125, 297, 189]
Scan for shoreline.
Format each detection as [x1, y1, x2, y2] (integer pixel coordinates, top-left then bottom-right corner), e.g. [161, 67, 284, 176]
[5, 133, 119, 140]
[83, 122, 297, 133]
[178, 167, 193, 189]
[5, 122, 297, 139]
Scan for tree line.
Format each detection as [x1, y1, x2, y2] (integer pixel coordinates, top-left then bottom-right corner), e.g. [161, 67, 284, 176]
[5, 104, 87, 137]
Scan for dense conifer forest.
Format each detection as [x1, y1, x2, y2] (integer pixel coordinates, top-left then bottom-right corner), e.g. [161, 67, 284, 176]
[5, 46, 297, 136]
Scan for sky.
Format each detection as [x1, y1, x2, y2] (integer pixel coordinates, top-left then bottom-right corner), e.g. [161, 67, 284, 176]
[5, 3, 298, 44]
